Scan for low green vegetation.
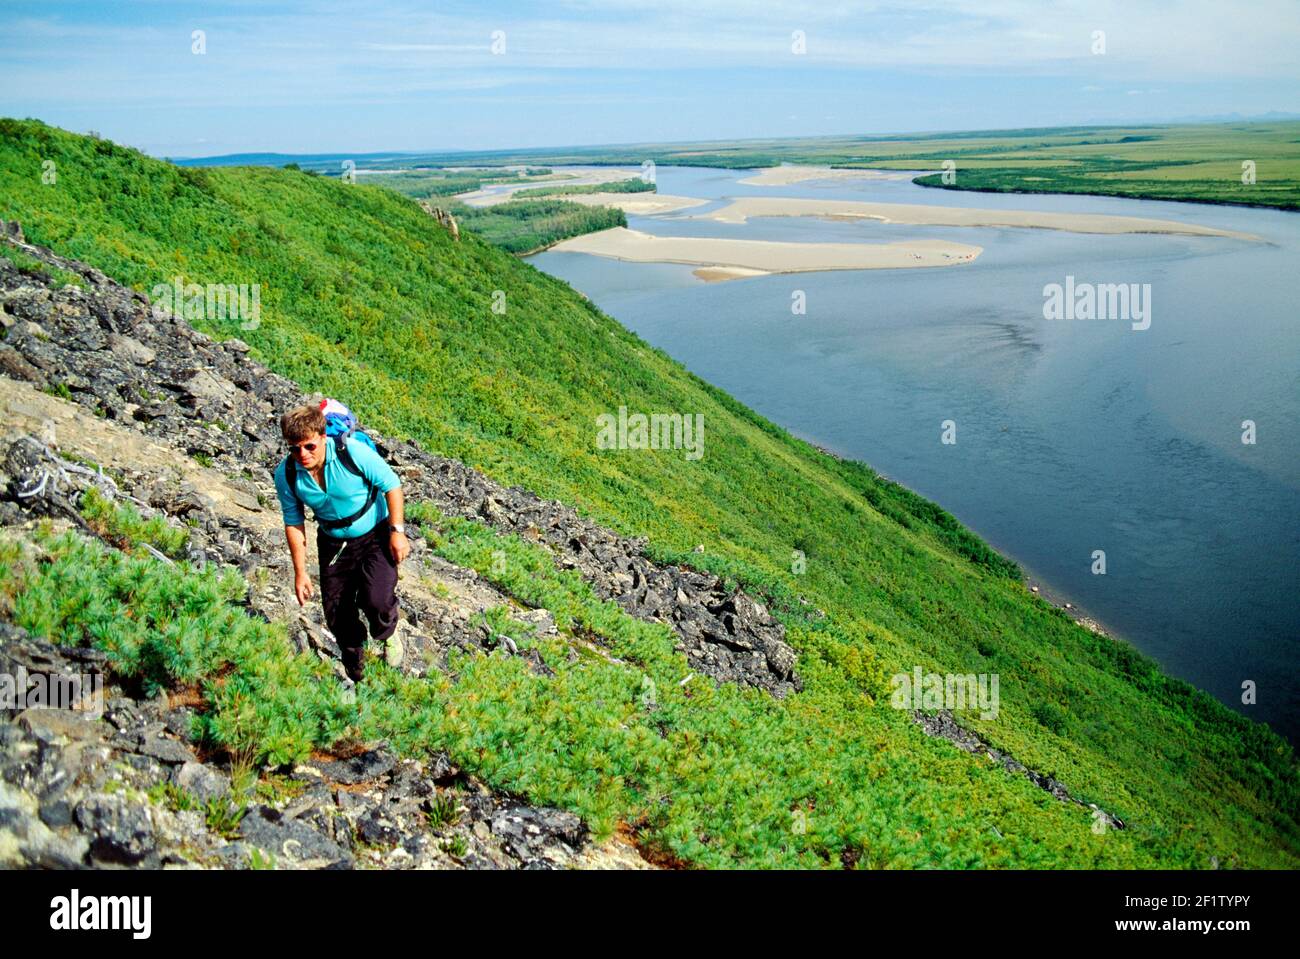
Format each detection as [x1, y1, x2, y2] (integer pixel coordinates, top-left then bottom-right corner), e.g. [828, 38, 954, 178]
[78, 486, 189, 559]
[513, 178, 656, 199]
[248, 847, 276, 869]
[145, 779, 247, 839]
[424, 791, 461, 831]
[148, 780, 200, 812]
[0, 498, 1170, 866]
[0, 242, 83, 287]
[0, 517, 355, 762]
[0, 118, 1294, 868]
[448, 197, 626, 253]
[363, 168, 533, 199]
[203, 794, 248, 838]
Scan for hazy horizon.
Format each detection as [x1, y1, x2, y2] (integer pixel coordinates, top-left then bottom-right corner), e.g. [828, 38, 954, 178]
[149, 112, 1300, 162]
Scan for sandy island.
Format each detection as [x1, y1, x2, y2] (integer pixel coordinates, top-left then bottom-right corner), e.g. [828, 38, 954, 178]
[547, 227, 982, 282]
[737, 165, 915, 186]
[693, 196, 1259, 239]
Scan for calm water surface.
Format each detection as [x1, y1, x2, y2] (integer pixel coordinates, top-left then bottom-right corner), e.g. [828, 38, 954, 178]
[529, 167, 1300, 742]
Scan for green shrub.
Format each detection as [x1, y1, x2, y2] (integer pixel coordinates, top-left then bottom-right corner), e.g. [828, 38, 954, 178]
[79, 486, 189, 560]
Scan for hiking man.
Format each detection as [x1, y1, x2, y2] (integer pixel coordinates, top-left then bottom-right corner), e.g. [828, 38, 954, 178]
[273, 402, 410, 682]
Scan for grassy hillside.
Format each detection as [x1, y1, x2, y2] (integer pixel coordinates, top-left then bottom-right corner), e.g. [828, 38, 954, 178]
[1, 118, 1295, 868]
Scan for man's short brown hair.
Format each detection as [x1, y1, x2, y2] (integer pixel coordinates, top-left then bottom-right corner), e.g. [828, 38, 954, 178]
[280, 403, 326, 443]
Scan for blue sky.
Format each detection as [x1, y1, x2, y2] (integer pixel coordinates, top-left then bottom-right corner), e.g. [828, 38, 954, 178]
[3, 0, 1299, 157]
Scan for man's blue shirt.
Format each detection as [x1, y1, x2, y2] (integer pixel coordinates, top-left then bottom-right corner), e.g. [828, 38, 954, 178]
[274, 436, 401, 539]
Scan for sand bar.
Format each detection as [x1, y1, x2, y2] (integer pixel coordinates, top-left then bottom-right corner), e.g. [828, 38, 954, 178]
[548, 227, 981, 281]
[738, 165, 915, 186]
[457, 166, 646, 207]
[694, 196, 1259, 239]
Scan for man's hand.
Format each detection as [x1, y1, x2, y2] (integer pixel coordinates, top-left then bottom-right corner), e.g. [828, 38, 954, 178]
[285, 524, 311, 605]
[389, 530, 410, 565]
[294, 570, 314, 606]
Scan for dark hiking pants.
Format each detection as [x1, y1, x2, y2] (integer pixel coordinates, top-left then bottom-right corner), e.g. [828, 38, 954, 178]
[317, 518, 399, 681]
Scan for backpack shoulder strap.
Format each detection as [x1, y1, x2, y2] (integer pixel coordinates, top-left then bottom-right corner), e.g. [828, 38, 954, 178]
[334, 435, 368, 481]
[316, 437, 381, 531]
[281, 454, 306, 512]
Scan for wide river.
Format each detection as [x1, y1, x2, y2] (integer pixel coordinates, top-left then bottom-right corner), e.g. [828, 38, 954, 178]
[527, 166, 1300, 743]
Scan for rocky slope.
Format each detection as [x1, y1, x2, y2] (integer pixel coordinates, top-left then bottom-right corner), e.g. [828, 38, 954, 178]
[0, 230, 803, 869]
[0, 228, 1133, 869]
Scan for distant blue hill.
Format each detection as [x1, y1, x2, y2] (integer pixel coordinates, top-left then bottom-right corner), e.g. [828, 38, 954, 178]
[170, 115, 1300, 171]
[168, 151, 417, 169]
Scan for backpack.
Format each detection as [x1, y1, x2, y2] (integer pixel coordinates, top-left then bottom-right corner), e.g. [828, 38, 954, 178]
[283, 399, 383, 531]
[319, 398, 377, 454]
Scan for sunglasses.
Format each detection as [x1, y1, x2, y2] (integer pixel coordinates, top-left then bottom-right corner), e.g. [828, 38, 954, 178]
[287, 440, 321, 454]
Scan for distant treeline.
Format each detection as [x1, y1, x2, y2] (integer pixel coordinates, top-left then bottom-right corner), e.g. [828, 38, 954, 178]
[362, 167, 552, 199]
[513, 178, 656, 199]
[912, 165, 1300, 211]
[451, 198, 625, 254]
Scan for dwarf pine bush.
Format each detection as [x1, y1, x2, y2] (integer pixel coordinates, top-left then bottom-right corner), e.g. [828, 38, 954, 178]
[3, 517, 355, 767]
[79, 486, 189, 559]
[0, 507, 1211, 866]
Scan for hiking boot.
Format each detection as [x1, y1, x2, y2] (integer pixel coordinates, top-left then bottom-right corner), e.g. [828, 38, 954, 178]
[385, 628, 405, 669]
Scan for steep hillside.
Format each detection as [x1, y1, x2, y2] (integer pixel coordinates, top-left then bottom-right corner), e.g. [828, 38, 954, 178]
[0, 331, 647, 869]
[1, 119, 1295, 868]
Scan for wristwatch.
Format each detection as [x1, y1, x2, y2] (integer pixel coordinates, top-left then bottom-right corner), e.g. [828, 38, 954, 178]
[389, 523, 406, 535]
